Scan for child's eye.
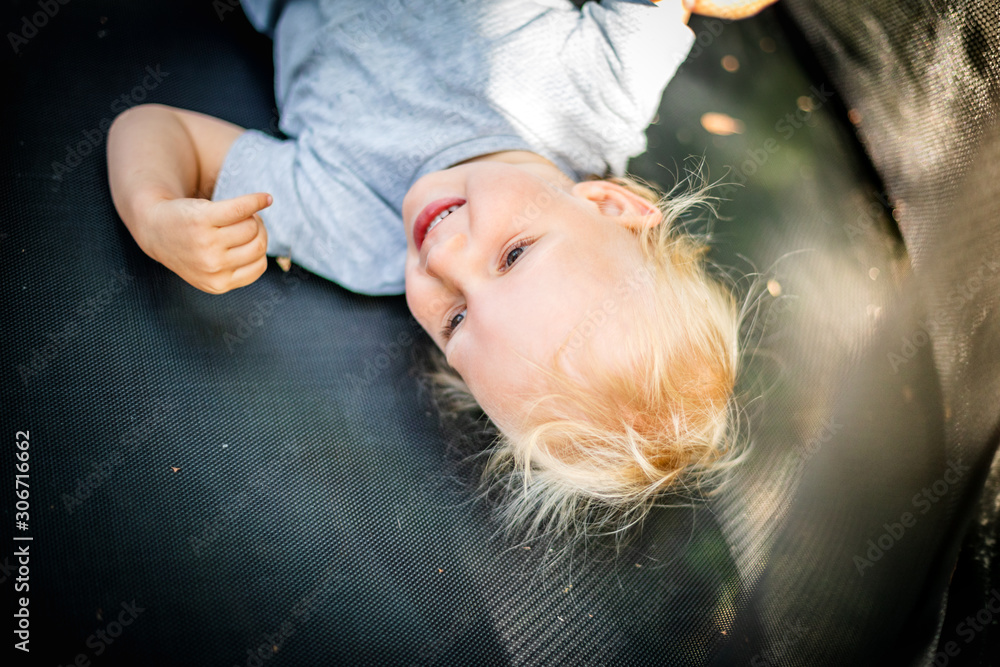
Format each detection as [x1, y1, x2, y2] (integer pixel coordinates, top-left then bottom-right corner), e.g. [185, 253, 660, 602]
[502, 238, 533, 270]
[441, 239, 532, 342]
[505, 246, 524, 268]
[441, 308, 466, 341]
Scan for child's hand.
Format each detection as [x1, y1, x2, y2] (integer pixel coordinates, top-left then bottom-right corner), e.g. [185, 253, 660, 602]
[139, 192, 273, 294]
[682, 0, 778, 20]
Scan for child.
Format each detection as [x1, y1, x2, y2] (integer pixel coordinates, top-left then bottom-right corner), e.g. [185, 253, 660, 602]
[107, 0, 776, 545]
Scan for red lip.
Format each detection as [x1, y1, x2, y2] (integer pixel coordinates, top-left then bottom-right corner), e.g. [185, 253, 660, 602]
[413, 197, 466, 251]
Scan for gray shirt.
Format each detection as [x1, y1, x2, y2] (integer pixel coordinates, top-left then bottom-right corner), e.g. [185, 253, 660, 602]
[212, 0, 694, 295]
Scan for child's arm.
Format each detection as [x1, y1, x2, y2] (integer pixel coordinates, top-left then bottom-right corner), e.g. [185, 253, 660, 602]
[107, 103, 273, 294]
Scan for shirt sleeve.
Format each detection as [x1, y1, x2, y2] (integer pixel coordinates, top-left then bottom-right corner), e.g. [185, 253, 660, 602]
[560, 0, 695, 174]
[585, 0, 696, 89]
[211, 128, 408, 296]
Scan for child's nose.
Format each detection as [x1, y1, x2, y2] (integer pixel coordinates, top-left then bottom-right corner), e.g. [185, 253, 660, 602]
[424, 231, 469, 285]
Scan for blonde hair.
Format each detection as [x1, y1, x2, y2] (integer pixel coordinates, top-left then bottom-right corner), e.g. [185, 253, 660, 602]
[420, 170, 744, 555]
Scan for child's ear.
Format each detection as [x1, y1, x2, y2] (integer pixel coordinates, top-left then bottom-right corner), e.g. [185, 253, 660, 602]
[571, 179, 663, 230]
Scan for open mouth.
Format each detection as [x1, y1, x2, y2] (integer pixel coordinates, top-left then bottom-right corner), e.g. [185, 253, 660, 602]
[413, 197, 466, 251]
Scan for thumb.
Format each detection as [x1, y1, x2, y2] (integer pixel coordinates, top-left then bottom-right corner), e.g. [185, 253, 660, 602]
[211, 192, 273, 227]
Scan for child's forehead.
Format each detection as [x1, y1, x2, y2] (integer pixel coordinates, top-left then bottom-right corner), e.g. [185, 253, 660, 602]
[456, 284, 651, 429]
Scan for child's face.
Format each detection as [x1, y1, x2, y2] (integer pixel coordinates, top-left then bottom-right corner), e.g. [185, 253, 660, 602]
[402, 160, 658, 436]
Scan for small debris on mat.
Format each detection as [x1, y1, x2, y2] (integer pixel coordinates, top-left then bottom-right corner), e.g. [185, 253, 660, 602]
[276, 256, 292, 272]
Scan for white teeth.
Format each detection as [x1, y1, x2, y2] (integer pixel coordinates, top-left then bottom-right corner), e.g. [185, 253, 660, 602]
[427, 205, 459, 233]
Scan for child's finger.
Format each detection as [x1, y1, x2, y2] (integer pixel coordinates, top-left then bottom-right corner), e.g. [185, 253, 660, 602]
[211, 192, 273, 227]
[228, 254, 269, 289]
[223, 217, 268, 266]
[217, 215, 261, 249]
